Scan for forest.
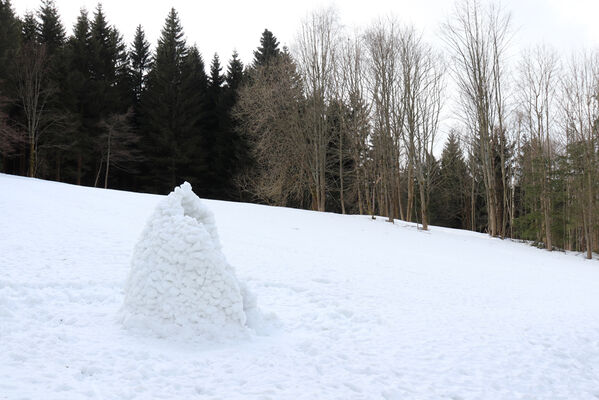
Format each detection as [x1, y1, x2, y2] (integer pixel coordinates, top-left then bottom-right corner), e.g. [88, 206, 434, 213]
[0, 0, 598, 258]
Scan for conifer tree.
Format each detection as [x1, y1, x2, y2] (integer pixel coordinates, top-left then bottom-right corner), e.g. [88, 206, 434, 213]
[36, 0, 69, 180]
[209, 53, 224, 90]
[130, 25, 151, 103]
[37, 0, 65, 57]
[153, 7, 187, 72]
[434, 132, 469, 229]
[181, 46, 207, 89]
[88, 4, 130, 112]
[69, 5, 130, 186]
[63, 8, 91, 112]
[21, 12, 38, 44]
[62, 9, 92, 184]
[225, 51, 244, 91]
[37, 0, 66, 90]
[140, 7, 190, 192]
[197, 53, 225, 196]
[68, 9, 90, 73]
[0, 0, 21, 83]
[253, 29, 280, 67]
[89, 5, 113, 83]
[109, 27, 131, 110]
[212, 51, 248, 199]
[179, 45, 208, 185]
[127, 24, 151, 187]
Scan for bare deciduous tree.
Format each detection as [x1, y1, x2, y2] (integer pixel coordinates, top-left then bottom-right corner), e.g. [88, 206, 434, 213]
[14, 42, 54, 178]
[560, 51, 599, 259]
[235, 53, 309, 206]
[365, 18, 403, 221]
[295, 7, 341, 211]
[442, 0, 512, 237]
[399, 26, 445, 230]
[517, 45, 560, 250]
[337, 31, 371, 215]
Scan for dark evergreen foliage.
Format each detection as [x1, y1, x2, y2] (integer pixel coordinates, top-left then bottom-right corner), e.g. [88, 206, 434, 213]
[21, 12, 38, 43]
[139, 8, 194, 193]
[0, 4, 266, 201]
[226, 51, 243, 91]
[209, 53, 224, 90]
[0, 0, 20, 82]
[432, 131, 469, 229]
[130, 25, 151, 103]
[253, 29, 280, 67]
[38, 0, 65, 56]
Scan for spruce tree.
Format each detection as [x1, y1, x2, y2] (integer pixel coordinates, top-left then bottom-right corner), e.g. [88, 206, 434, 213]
[37, 0, 65, 56]
[209, 53, 224, 90]
[253, 29, 280, 67]
[68, 9, 90, 74]
[223, 51, 248, 198]
[37, 0, 66, 93]
[0, 0, 21, 82]
[89, 5, 113, 83]
[433, 132, 469, 229]
[21, 12, 38, 44]
[201, 51, 249, 200]
[109, 27, 131, 111]
[153, 7, 187, 75]
[63, 8, 91, 112]
[140, 7, 189, 193]
[63, 9, 92, 184]
[225, 51, 244, 91]
[179, 45, 208, 185]
[198, 53, 225, 197]
[130, 25, 151, 103]
[34, 1, 67, 181]
[70, 5, 130, 186]
[0, 0, 20, 172]
[127, 25, 151, 189]
[88, 4, 130, 111]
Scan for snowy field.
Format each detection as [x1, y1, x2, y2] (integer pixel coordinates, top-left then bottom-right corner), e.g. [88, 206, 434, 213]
[1, 173, 599, 400]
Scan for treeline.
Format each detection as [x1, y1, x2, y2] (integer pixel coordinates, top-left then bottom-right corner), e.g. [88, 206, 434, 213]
[0, 1, 248, 198]
[1, 0, 599, 258]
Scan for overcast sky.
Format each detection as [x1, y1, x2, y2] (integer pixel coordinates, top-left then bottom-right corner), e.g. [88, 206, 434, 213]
[12, 0, 599, 66]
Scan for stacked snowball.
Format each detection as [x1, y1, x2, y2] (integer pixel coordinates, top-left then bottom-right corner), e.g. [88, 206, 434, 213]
[120, 182, 255, 337]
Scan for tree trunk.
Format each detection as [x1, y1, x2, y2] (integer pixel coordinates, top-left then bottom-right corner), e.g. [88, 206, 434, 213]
[77, 153, 82, 185]
[339, 131, 345, 214]
[28, 138, 35, 177]
[418, 180, 428, 230]
[104, 128, 111, 189]
[406, 162, 414, 222]
[55, 152, 61, 181]
[585, 171, 593, 259]
[471, 170, 476, 231]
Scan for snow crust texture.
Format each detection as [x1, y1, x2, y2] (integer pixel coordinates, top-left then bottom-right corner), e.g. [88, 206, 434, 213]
[120, 182, 252, 336]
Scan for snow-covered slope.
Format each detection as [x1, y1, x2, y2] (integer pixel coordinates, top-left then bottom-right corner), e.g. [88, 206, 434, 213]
[1, 173, 599, 400]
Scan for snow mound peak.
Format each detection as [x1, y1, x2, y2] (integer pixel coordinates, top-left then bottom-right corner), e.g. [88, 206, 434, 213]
[120, 182, 256, 338]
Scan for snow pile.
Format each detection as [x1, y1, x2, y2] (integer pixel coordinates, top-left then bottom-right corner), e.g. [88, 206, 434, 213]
[120, 182, 256, 337]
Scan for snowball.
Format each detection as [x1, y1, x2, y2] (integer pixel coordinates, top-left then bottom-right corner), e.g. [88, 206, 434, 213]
[119, 182, 256, 338]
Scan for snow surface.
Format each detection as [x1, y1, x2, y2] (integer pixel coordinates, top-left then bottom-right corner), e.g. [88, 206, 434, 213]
[120, 182, 256, 338]
[1, 173, 599, 399]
